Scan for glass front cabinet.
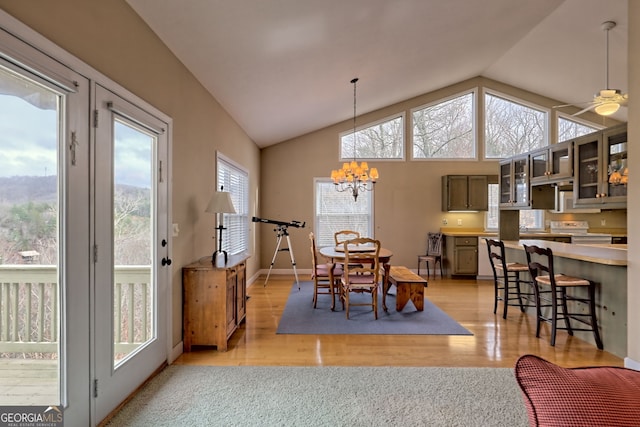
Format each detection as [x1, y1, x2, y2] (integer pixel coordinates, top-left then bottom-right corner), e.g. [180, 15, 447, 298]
[499, 155, 529, 209]
[574, 123, 627, 208]
[529, 140, 573, 185]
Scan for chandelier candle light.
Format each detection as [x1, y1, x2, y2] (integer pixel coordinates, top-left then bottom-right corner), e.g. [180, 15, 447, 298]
[331, 77, 379, 201]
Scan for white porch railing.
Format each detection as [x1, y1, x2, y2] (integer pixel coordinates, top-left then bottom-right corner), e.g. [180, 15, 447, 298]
[0, 265, 152, 355]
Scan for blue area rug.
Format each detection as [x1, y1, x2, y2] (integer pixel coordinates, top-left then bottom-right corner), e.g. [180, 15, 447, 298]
[276, 282, 473, 335]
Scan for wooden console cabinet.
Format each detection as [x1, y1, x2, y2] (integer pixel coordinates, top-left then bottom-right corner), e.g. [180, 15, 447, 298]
[182, 254, 248, 352]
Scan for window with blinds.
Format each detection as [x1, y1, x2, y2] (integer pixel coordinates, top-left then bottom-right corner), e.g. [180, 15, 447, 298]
[314, 179, 374, 248]
[217, 153, 249, 255]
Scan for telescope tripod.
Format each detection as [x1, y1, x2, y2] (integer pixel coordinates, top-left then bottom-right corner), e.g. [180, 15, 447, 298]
[265, 224, 300, 288]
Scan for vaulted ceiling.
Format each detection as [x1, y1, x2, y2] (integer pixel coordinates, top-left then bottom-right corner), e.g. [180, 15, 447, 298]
[126, 0, 628, 147]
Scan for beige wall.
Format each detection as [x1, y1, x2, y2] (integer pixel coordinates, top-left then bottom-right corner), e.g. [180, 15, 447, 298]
[0, 0, 261, 349]
[260, 76, 624, 272]
[1, 1, 637, 366]
[626, 1, 640, 368]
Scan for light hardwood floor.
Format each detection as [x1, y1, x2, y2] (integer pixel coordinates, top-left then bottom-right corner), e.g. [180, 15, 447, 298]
[174, 275, 623, 369]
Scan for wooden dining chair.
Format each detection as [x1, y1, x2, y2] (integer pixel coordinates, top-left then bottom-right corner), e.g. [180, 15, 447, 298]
[417, 232, 443, 278]
[334, 230, 360, 245]
[334, 230, 363, 270]
[340, 237, 381, 319]
[309, 232, 342, 310]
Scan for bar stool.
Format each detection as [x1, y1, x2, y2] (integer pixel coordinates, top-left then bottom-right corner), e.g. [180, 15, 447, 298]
[486, 239, 534, 319]
[523, 244, 603, 349]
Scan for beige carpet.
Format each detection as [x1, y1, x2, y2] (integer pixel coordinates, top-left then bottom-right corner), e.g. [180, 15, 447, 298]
[106, 365, 528, 426]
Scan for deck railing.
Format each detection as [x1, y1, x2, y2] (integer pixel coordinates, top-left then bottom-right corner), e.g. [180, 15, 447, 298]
[0, 265, 152, 355]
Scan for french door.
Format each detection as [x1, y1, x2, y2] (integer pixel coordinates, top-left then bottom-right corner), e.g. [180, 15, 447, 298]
[0, 32, 91, 422]
[93, 84, 170, 422]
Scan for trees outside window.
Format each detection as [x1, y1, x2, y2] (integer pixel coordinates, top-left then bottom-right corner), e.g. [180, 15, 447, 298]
[558, 115, 601, 142]
[485, 91, 548, 158]
[340, 114, 403, 160]
[412, 91, 475, 159]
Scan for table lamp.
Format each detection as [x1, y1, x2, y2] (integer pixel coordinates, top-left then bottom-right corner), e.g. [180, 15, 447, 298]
[205, 186, 236, 265]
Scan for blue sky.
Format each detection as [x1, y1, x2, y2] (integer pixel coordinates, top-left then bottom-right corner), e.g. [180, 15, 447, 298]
[1, 95, 153, 188]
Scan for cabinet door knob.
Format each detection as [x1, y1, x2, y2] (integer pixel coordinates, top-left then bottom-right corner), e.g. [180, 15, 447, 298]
[162, 257, 172, 266]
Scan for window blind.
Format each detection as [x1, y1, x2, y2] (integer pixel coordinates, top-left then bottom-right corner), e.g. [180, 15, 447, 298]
[217, 153, 249, 255]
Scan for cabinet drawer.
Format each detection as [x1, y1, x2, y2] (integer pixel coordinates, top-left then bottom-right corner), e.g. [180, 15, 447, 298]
[454, 237, 478, 246]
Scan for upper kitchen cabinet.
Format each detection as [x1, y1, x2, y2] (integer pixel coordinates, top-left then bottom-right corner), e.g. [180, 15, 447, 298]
[499, 155, 529, 209]
[529, 140, 573, 185]
[441, 175, 490, 211]
[574, 123, 627, 209]
[499, 155, 554, 210]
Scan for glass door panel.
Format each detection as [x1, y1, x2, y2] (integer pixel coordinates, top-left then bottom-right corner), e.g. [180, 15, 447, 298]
[112, 119, 155, 365]
[605, 132, 627, 199]
[0, 64, 61, 405]
[513, 157, 528, 206]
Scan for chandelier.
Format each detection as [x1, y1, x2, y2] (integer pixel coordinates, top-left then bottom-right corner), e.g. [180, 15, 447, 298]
[330, 77, 379, 201]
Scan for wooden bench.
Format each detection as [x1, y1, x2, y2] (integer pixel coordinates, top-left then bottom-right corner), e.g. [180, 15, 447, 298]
[388, 266, 428, 311]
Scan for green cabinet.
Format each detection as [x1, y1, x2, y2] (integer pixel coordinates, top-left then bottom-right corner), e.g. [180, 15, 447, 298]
[452, 236, 478, 276]
[499, 155, 529, 209]
[574, 123, 627, 209]
[441, 175, 489, 211]
[530, 140, 573, 185]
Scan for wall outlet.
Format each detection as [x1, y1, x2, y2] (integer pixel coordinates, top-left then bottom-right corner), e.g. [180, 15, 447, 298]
[442, 218, 448, 225]
[601, 219, 606, 226]
[457, 219, 462, 226]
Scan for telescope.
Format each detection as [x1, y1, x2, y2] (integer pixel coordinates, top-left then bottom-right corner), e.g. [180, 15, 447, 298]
[252, 217, 305, 228]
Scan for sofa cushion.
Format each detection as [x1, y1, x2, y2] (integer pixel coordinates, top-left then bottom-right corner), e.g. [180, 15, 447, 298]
[514, 354, 640, 427]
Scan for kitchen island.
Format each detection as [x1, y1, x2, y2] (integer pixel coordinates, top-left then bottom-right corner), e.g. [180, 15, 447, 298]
[503, 239, 627, 357]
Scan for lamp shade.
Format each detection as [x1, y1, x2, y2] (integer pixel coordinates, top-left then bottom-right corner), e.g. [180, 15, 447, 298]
[205, 191, 236, 214]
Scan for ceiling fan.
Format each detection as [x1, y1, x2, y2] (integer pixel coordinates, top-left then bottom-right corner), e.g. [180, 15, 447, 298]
[554, 21, 628, 117]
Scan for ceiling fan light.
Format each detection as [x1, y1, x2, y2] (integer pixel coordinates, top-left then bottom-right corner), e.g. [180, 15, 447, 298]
[594, 102, 620, 116]
[599, 89, 620, 98]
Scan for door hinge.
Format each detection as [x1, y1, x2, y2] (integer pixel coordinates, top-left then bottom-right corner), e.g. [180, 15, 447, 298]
[93, 379, 98, 398]
[70, 131, 78, 166]
[93, 109, 99, 128]
[93, 244, 98, 263]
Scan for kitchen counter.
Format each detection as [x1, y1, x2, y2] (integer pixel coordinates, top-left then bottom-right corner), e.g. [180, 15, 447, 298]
[440, 228, 627, 241]
[502, 239, 627, 266]
[502, 239, 627, 357]
[441, 229, 573, 239]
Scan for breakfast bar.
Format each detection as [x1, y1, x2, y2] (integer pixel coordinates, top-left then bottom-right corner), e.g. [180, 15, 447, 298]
[502, 239, 627, 357]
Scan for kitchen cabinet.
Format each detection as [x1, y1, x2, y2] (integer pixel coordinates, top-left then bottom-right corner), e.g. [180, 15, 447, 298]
[441, 175, 489, 211]
[574, 123, 627, 209]
[529, 140, 573, 185]
[499, 155, 529, 209]
[499, 154, 554, 211]
[451, 236, 478, 276]
[182, 255, 248, 352]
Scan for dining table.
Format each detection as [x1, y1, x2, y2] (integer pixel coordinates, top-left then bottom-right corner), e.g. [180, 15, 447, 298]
[319, 245, 394, 312]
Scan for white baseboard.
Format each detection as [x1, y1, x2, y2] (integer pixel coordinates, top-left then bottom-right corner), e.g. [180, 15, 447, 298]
[624, 357, 640, 371]
[169, 341, 183, 364]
